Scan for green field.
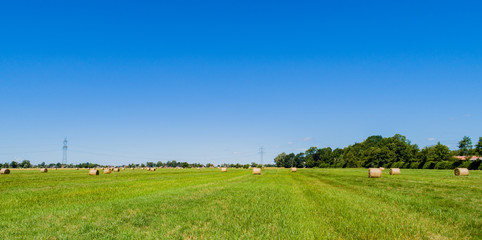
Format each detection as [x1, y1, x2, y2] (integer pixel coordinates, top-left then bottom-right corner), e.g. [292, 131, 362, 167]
[1, 168, 480, 239]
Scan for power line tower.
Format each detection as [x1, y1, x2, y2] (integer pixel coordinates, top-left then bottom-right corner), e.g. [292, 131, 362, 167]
[62, 137, 68, 165]
[258, 147, 264, 166]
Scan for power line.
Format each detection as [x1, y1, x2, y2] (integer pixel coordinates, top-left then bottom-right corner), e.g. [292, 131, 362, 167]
[62, 137, 68, 165]
[258, 147, 264, 165]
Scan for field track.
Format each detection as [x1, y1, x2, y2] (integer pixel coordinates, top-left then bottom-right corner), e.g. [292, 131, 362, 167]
[1, 168, 480, 239]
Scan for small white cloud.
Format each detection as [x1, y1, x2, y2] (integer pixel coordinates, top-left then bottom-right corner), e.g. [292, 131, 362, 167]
[465, 114, 471, 118]
[287, 142, 294, 145]
[296, 148, 307, 152]
[427, 138, 436, 141]
[302, 137, 312, 142]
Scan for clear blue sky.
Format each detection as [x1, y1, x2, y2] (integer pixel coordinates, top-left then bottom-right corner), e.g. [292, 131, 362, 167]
[1, 1, 481, 165]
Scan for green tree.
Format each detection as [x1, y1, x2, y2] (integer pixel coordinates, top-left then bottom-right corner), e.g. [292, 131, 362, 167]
[20, 160, 32, 168]
[274, 152, 288, 167]
[10, 161, 18, 168]
[475, 137, 482, 156]
[458, 136, 473, 156]
[304, 147, 318, 168]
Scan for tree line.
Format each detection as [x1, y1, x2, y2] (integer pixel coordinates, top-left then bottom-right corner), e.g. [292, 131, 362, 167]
[0, 160, 273, 169]
[274, 134, 482, 170]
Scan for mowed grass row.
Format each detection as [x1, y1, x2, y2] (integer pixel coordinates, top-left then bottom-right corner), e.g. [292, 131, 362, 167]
[0, 168, 480, 239]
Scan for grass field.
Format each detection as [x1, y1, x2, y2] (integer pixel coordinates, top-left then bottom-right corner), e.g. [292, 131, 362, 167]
[1, 168, 481, 239]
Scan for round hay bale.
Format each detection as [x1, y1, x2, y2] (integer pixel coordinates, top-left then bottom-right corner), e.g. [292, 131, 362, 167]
[146, 167, 150, 171]
[197, 167, 201, 170]
[40, 168, 48, 173]
[75, 167, 79, 170]
[253, 168, 261, 175]
[1, 168, 11, 174]
[113, 168, 120, 172]
[89, 169, 99, 175]
[454, 168, 469, 176]
[104, 168, 112, 174]
[368, 168, 382, 178]
[150, 168, 156, 171]
[131, 168, 134, 170]
[389, 168, 401, 175]
[379, 167, 385, 171]
[221, 167, 227, 172]
[291, 167, 297, 172]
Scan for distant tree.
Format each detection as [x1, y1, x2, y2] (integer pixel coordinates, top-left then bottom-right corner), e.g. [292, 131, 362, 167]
[317, 147, 333, 167]
[475, 137, 482, 156]
[10, 161, 18, 168]
[274, 152, 287, 167]
[304, 147, 318, 168]
[458, 136, 473, 156]
[285, 153, 296, 168]
[19, 160, 32, 168]
[39, 162, 46, 168]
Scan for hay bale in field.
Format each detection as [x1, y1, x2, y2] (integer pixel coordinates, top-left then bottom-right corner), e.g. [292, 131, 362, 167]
[40, 168, 48, 173]
[291, 167, 297, 172]
[454, 168, 469, 176]
[131, 168, 134, 170]
[146, 167, 150, 171]
[368, 168, 382, 178]
[1, 168, 10, 174]
[75, 167, 79, 170]
[113, 168, 120, 172]
[150, 168, 156, 171]
[89, 169, 99, 175]
[379, 167, 385, 171]
[104, 168, 112, 174]
[253, 168, 261, 175]
[389, 168, 401, 175]
[197, 167, 201, 170]
[221, 167, 227, 172]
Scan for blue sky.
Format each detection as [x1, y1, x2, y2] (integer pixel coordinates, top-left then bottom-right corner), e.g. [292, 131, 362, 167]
[1, 1, 481, 165]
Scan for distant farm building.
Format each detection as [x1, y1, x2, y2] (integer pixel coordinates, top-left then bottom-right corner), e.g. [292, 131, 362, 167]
[454, 156, 482, 161]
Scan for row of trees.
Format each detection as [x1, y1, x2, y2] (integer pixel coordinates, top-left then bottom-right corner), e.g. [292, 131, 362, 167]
[1, 161, 271, 169]
[274, 135, 482, 170]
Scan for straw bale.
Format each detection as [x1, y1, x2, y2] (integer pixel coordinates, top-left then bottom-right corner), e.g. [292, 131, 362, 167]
[368, 168, 382, 178]
[113, 168, 120, 172]
[0, 168, 10, 174]
[40, 168, 48, 173]
[150, 168, 156, 171]
[454, 168, 469, 176]
[104, 168, 112, 174]
[379, 167, 385, 171]
[221, 167, 227, 172]
[291, 167, 297, 172]
[89, 169, 99, 175]
[389, 168, 401, 175]
[253, 168, 261, 175]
